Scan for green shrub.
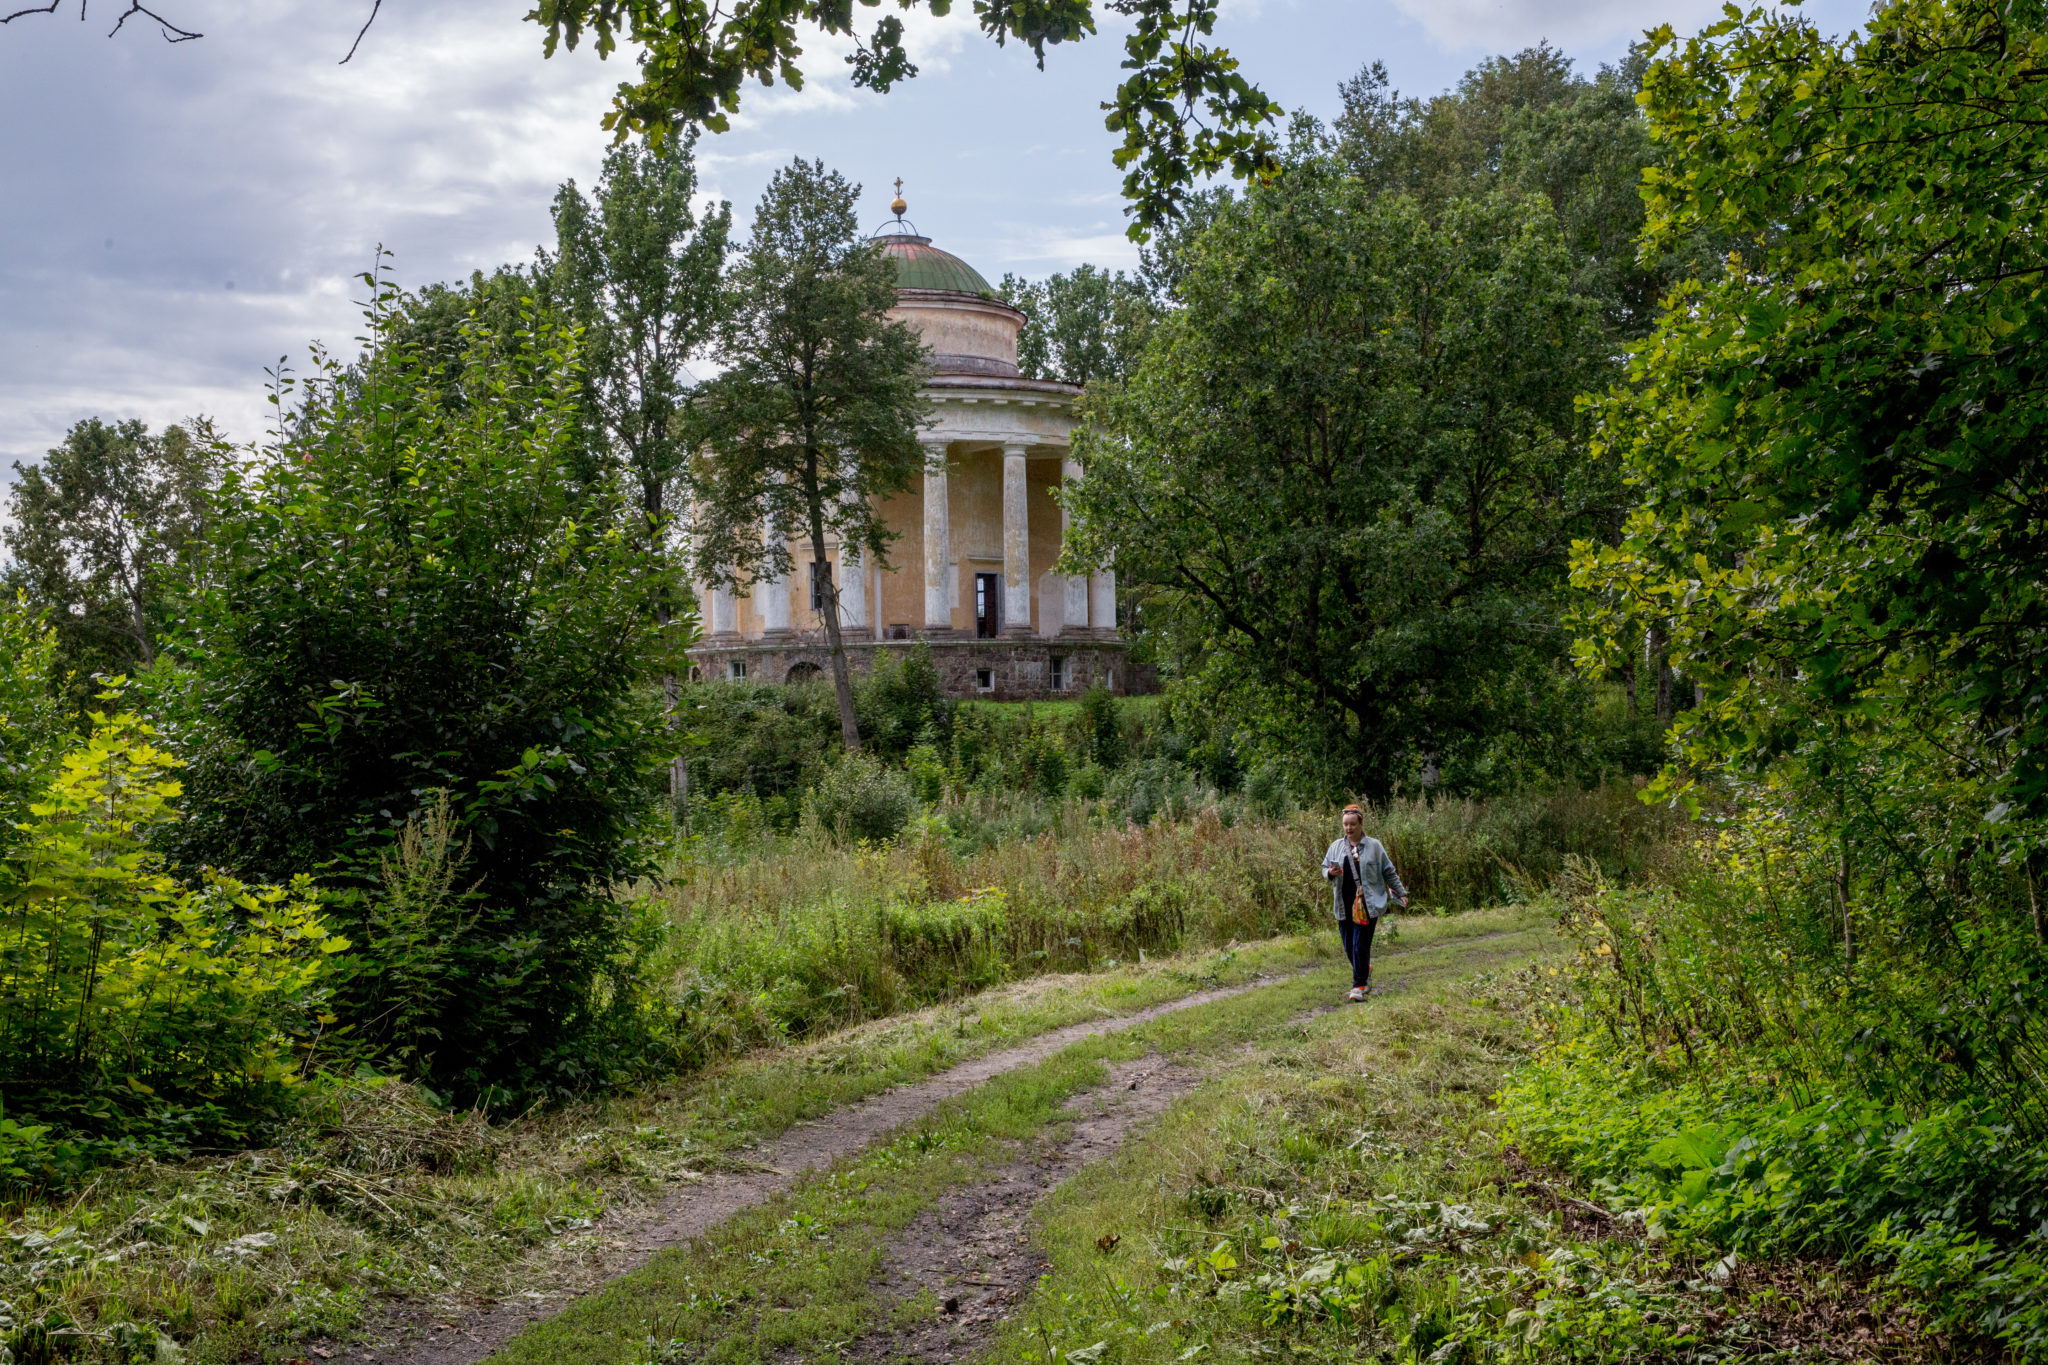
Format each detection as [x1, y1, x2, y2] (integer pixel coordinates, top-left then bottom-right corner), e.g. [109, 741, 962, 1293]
[1109, 757, 1204, 827]
[338, 792, 478, 1074]
[803, 751, 917, 845]
[855, 644, 953, 760]
[0, 679, 346, 1166]
[905, 740, 947, 805]
[1024, 730, 1071, 798]
[1245, 763, 1289, 820]
[1503, 1029, 2048, 1358]
[678, 680, 840, 804]
[1070, 762, 1107, 801]
[1503, 795, 2048, 1358]
[0, 600, 68, 856]
[160, 284, 669, 1104]
[1081, 684, 1125, 768]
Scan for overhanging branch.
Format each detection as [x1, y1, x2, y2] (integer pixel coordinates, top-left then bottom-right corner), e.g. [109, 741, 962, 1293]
[0, 0, 200, 41]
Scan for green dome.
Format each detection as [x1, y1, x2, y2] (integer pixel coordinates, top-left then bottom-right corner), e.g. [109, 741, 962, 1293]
[875, 233, 997, 299]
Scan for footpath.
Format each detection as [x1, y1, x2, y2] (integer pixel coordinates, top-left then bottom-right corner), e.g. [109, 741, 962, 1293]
[314, 911, 1553, 1365]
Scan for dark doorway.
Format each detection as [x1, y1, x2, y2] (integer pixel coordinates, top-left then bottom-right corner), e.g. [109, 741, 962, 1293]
[974, 571, 1001, 638]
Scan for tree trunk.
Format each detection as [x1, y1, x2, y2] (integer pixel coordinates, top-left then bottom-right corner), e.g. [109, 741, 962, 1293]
[1836, 830, 1855, 967]
[805, 480, 861, 753]
[644, 476, 689, 828]
[665, 668, 688, 830]
[1621, 647, 1637, 714]
[2028, 851, 2046, 947]
[128, 580, 155, 666]
[1649, 621, 1673, 726]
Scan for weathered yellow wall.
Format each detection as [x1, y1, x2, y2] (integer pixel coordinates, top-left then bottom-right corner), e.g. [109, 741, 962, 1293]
[875, 485, 923, 634]
[951, 448, 1000, 631]
[889, 297, 1021, 368]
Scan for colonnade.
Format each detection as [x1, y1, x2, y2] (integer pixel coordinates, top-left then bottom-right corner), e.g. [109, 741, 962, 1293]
[700, 438, 1117, 643]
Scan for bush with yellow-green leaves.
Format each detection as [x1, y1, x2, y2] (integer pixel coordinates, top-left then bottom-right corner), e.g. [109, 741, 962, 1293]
[0, 618, 347, 1184]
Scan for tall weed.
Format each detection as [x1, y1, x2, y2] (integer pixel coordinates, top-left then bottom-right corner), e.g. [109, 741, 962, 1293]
[645, 811, 1321, 1049]
[339, 792, 479, 1072]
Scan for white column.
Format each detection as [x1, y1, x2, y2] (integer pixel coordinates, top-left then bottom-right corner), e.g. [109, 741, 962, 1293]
[922, 442, 952, 634]
[838, 545, 866, 636]
[873, 560, 886, 641]
[759, 506, 792, 636]
[1002, 443, 1031, 636]
[837, 545, 866, 630]
[1061, 455, 1090, 635]
[1091, 568, 1118, 640]
[710, 584, 738, 637]
[836, 469, 866, 631]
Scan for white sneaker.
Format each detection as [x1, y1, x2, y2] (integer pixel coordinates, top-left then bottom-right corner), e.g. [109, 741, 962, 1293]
[1347, 987, 1365, 1002]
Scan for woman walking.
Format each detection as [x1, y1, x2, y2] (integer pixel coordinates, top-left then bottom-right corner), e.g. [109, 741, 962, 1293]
[1322, 803, 1408, 1001]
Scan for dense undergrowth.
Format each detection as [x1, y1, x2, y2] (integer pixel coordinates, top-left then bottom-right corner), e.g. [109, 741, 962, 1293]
[0, 933, 1354, 1365]
[1499, 801, 2048, 1360]
[985, 951, 1955, 1365]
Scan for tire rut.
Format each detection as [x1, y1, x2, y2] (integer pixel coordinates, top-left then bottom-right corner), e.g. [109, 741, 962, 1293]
[316, 928, 1529, 1364]
[825, 1056, 1202, 1365]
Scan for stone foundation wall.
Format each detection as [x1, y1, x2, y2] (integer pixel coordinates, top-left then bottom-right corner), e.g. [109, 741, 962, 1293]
[687, 635, 1151, 701]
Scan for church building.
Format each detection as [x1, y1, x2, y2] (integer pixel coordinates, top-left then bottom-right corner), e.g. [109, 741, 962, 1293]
[688, 194, 1136, 699]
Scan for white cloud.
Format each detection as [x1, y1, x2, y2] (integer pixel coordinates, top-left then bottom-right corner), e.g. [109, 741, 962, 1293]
[1381, 0, 1712, 52]
[997, 227, 1143, 271]
[1383, 0, 1866, 56]
[6, 0, 1881, 497]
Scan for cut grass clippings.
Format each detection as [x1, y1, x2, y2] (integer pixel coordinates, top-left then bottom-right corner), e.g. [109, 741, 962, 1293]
[486, 918, 1559, 1365]
[0, 910, 1536, 1365]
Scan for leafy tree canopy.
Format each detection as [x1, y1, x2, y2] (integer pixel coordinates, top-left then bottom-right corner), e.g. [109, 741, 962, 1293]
[1338, 44, 1719, 341]
[998, 263, 1158, 387]
[692, 159, 931, 750]
[1575, 0, 2048, 851]
[1064, 144, 1617, 800]
[544, 131, 732, 530]
[158, 269, 674, 1098]
[3, 417, 224, 691]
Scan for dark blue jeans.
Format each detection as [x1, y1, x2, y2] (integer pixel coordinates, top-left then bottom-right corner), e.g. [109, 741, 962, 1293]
[1339, 913, 1378, 989]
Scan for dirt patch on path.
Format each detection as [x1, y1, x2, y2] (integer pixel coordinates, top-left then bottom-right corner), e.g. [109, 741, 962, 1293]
[830, 1056, 1203, 1365]
[315, 930, 1529, 1365]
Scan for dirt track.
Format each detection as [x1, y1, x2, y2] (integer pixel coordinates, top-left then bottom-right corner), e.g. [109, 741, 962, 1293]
[317, 930, 1525, 1364]
[317, 966, 1323, 1364]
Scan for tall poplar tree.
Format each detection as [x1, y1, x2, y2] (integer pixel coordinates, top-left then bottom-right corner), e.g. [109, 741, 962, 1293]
[691, 160, 929, 752]
[545, 132, 730, 811]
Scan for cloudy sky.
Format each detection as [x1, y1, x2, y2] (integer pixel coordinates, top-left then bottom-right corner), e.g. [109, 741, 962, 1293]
[0, 0, 1873, 484]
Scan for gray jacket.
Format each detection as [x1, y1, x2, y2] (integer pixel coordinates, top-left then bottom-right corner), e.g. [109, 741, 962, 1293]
[1323, 835, 1406, 921]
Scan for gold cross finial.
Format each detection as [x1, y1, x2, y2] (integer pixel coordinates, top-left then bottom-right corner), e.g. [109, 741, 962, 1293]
[890, 178, 907, 218]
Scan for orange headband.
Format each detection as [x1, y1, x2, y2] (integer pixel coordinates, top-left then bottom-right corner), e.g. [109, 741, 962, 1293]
[1342, 804, 1364, 816]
